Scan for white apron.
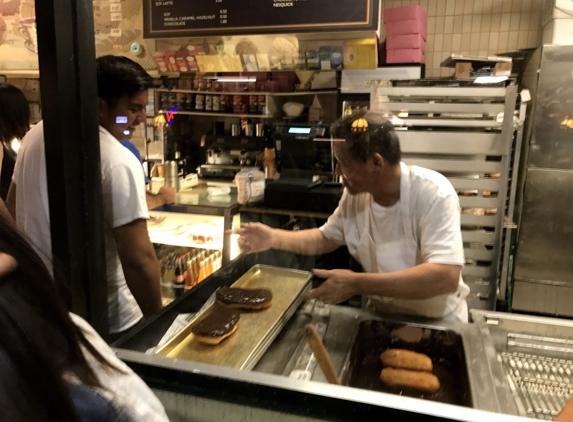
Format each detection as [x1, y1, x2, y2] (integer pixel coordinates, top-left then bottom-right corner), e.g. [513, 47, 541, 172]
[357, 163, 468, 322]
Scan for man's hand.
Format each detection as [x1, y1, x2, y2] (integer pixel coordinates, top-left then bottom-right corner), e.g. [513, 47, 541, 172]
[225, 222, 274, 254]
[304, 268, 359, 305]
[556, 398, 573, 421]
[158, 185, 176, 205]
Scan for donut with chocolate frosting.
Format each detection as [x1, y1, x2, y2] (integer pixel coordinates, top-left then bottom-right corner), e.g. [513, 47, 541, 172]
[216, 287, 273, 310]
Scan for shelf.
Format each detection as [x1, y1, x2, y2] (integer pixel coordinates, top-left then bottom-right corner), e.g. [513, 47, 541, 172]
[156, 88, 338, 96]
[269, 91, 339, 96]
[150, 235, 223, 251]
[161, 110, 272, 119]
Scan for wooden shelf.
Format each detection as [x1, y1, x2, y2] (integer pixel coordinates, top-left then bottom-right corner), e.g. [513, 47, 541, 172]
[156, 88, 338, 96]
[160, 110, 272, 119]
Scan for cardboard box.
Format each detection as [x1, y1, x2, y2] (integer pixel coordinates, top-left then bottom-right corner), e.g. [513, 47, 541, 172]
[386, 19, 427, 40]
[386, 34, 426, 53]
[343, 39, 378, 69]
[387, 48, 425, 64]
[454, 61, 512, 78]
[384, 5, 427, 23]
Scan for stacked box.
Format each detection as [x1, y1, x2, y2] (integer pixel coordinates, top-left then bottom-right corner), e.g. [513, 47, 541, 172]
[384, 5, 427, 64]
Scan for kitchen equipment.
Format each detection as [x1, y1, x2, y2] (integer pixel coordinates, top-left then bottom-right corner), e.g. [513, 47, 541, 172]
[164, 161, 179, 191]
[341, 319, 473, 407]
[231, 124, 241, 137]
[513, 45, 573, 316]
[155, 265, 312, 370]
[265, 123, 342, 213]
[256, 123, 265, 137]
[282, 102, 305, 117]
[245, 123, 254, 137]
[303, 323, 340, 385]
[472, 310, 573, 420]
[199, 134, 265, 180]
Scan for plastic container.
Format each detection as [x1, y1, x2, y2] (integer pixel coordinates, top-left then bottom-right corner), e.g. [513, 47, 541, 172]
[235, 169, 265, 204]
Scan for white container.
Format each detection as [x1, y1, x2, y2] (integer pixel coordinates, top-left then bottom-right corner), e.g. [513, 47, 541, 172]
[282, 102, 304, 117]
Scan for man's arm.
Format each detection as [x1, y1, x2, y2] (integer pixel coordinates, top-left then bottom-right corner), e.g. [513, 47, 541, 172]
[6, 182, 16, 219]
[306, 263, 461, 304]
[229, 223, 340, 256]
[145, 185, 176, 210]
[114, 219, 162, 317]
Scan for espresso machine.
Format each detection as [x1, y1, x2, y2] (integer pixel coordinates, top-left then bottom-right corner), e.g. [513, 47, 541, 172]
[265, 123, 342, 213]
[198, 123, 266, 180]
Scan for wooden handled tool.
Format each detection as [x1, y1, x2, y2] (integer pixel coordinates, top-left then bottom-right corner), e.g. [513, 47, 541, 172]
[303, 323, 341, 385]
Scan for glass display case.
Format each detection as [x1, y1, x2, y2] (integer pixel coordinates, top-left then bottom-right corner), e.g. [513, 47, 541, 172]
[148, 184, 241, 305]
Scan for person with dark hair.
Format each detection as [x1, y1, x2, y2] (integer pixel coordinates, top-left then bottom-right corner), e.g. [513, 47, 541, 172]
[0, 83, 30, 223]
[8, 55, 163, 339]
[228, 111, 469, 322]
[0, 216, 169, 421]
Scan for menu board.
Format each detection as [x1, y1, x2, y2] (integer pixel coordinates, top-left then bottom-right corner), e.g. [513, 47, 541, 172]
[143, 0, 378, 39]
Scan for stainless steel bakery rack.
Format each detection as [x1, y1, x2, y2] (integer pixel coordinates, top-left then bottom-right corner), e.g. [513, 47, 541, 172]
[369, 80, 521, 311]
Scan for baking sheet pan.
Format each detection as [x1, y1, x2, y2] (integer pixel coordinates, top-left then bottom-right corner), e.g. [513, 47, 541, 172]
[156, 265, 312, 370]
[341, 319, 473, 407]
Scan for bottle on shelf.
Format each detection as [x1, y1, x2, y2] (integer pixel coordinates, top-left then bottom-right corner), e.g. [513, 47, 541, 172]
[206, 253, 213, 276]
[184, 254, 194, 291]
[205, 94, 213, 111]
[195, 93, 205, 111]
[193, 254, 202, 284]
[172, 257, 185, 298]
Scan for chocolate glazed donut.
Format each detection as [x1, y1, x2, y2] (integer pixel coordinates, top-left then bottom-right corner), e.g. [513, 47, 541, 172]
[192, 308, 240, 345]
[216, 287, 273, 310]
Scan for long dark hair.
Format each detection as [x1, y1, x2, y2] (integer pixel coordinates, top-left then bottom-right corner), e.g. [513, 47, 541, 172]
[0, 83, 30, 145]
[0, 217, 119, 421]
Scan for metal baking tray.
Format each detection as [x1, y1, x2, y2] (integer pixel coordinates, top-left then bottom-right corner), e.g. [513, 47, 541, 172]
[155, 265, 312, 370]
[341, 319, 473, 407]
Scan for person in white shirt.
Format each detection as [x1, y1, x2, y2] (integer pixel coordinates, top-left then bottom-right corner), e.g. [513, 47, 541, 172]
[228, 111, 469, 322]
[7, 56, 162, 337]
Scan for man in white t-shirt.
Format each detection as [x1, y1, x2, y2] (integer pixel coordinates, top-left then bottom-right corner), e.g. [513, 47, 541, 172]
[8, 56, 162, 336]
[228, 111, 469, 322]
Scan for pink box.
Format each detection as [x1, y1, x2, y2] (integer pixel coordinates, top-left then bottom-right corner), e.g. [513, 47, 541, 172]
[386, 34, 426, 53]
[386, 49, 425, 64]
[384, 5, 427, 23]
[386, 19, 427, 40]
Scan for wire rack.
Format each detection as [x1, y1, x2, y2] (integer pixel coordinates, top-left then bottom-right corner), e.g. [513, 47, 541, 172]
[501, 350, 573, 420]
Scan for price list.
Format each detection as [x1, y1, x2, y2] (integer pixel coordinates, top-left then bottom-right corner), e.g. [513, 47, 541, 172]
[144, 0, 377, 38]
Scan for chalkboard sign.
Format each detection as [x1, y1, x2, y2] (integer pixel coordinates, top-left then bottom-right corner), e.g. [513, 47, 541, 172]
[143, 0, 378, 39]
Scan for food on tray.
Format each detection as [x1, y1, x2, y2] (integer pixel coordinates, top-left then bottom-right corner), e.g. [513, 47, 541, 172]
[191, 307, 240, 345]
[189, 223, 220, 245]
[461, 207, 485, 216]
[380, 368, 440, 394]
[380, 349, 433, 372]
[216, 287, 273, 310]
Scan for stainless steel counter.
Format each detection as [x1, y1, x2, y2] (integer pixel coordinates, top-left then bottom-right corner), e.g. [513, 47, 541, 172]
[252, 303, 516, 414]
[112, 258, 543, 421]
[472, 310, 573, 420]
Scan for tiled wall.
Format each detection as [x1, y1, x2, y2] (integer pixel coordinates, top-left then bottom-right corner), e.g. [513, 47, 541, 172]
[380, 0, 545, 77]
